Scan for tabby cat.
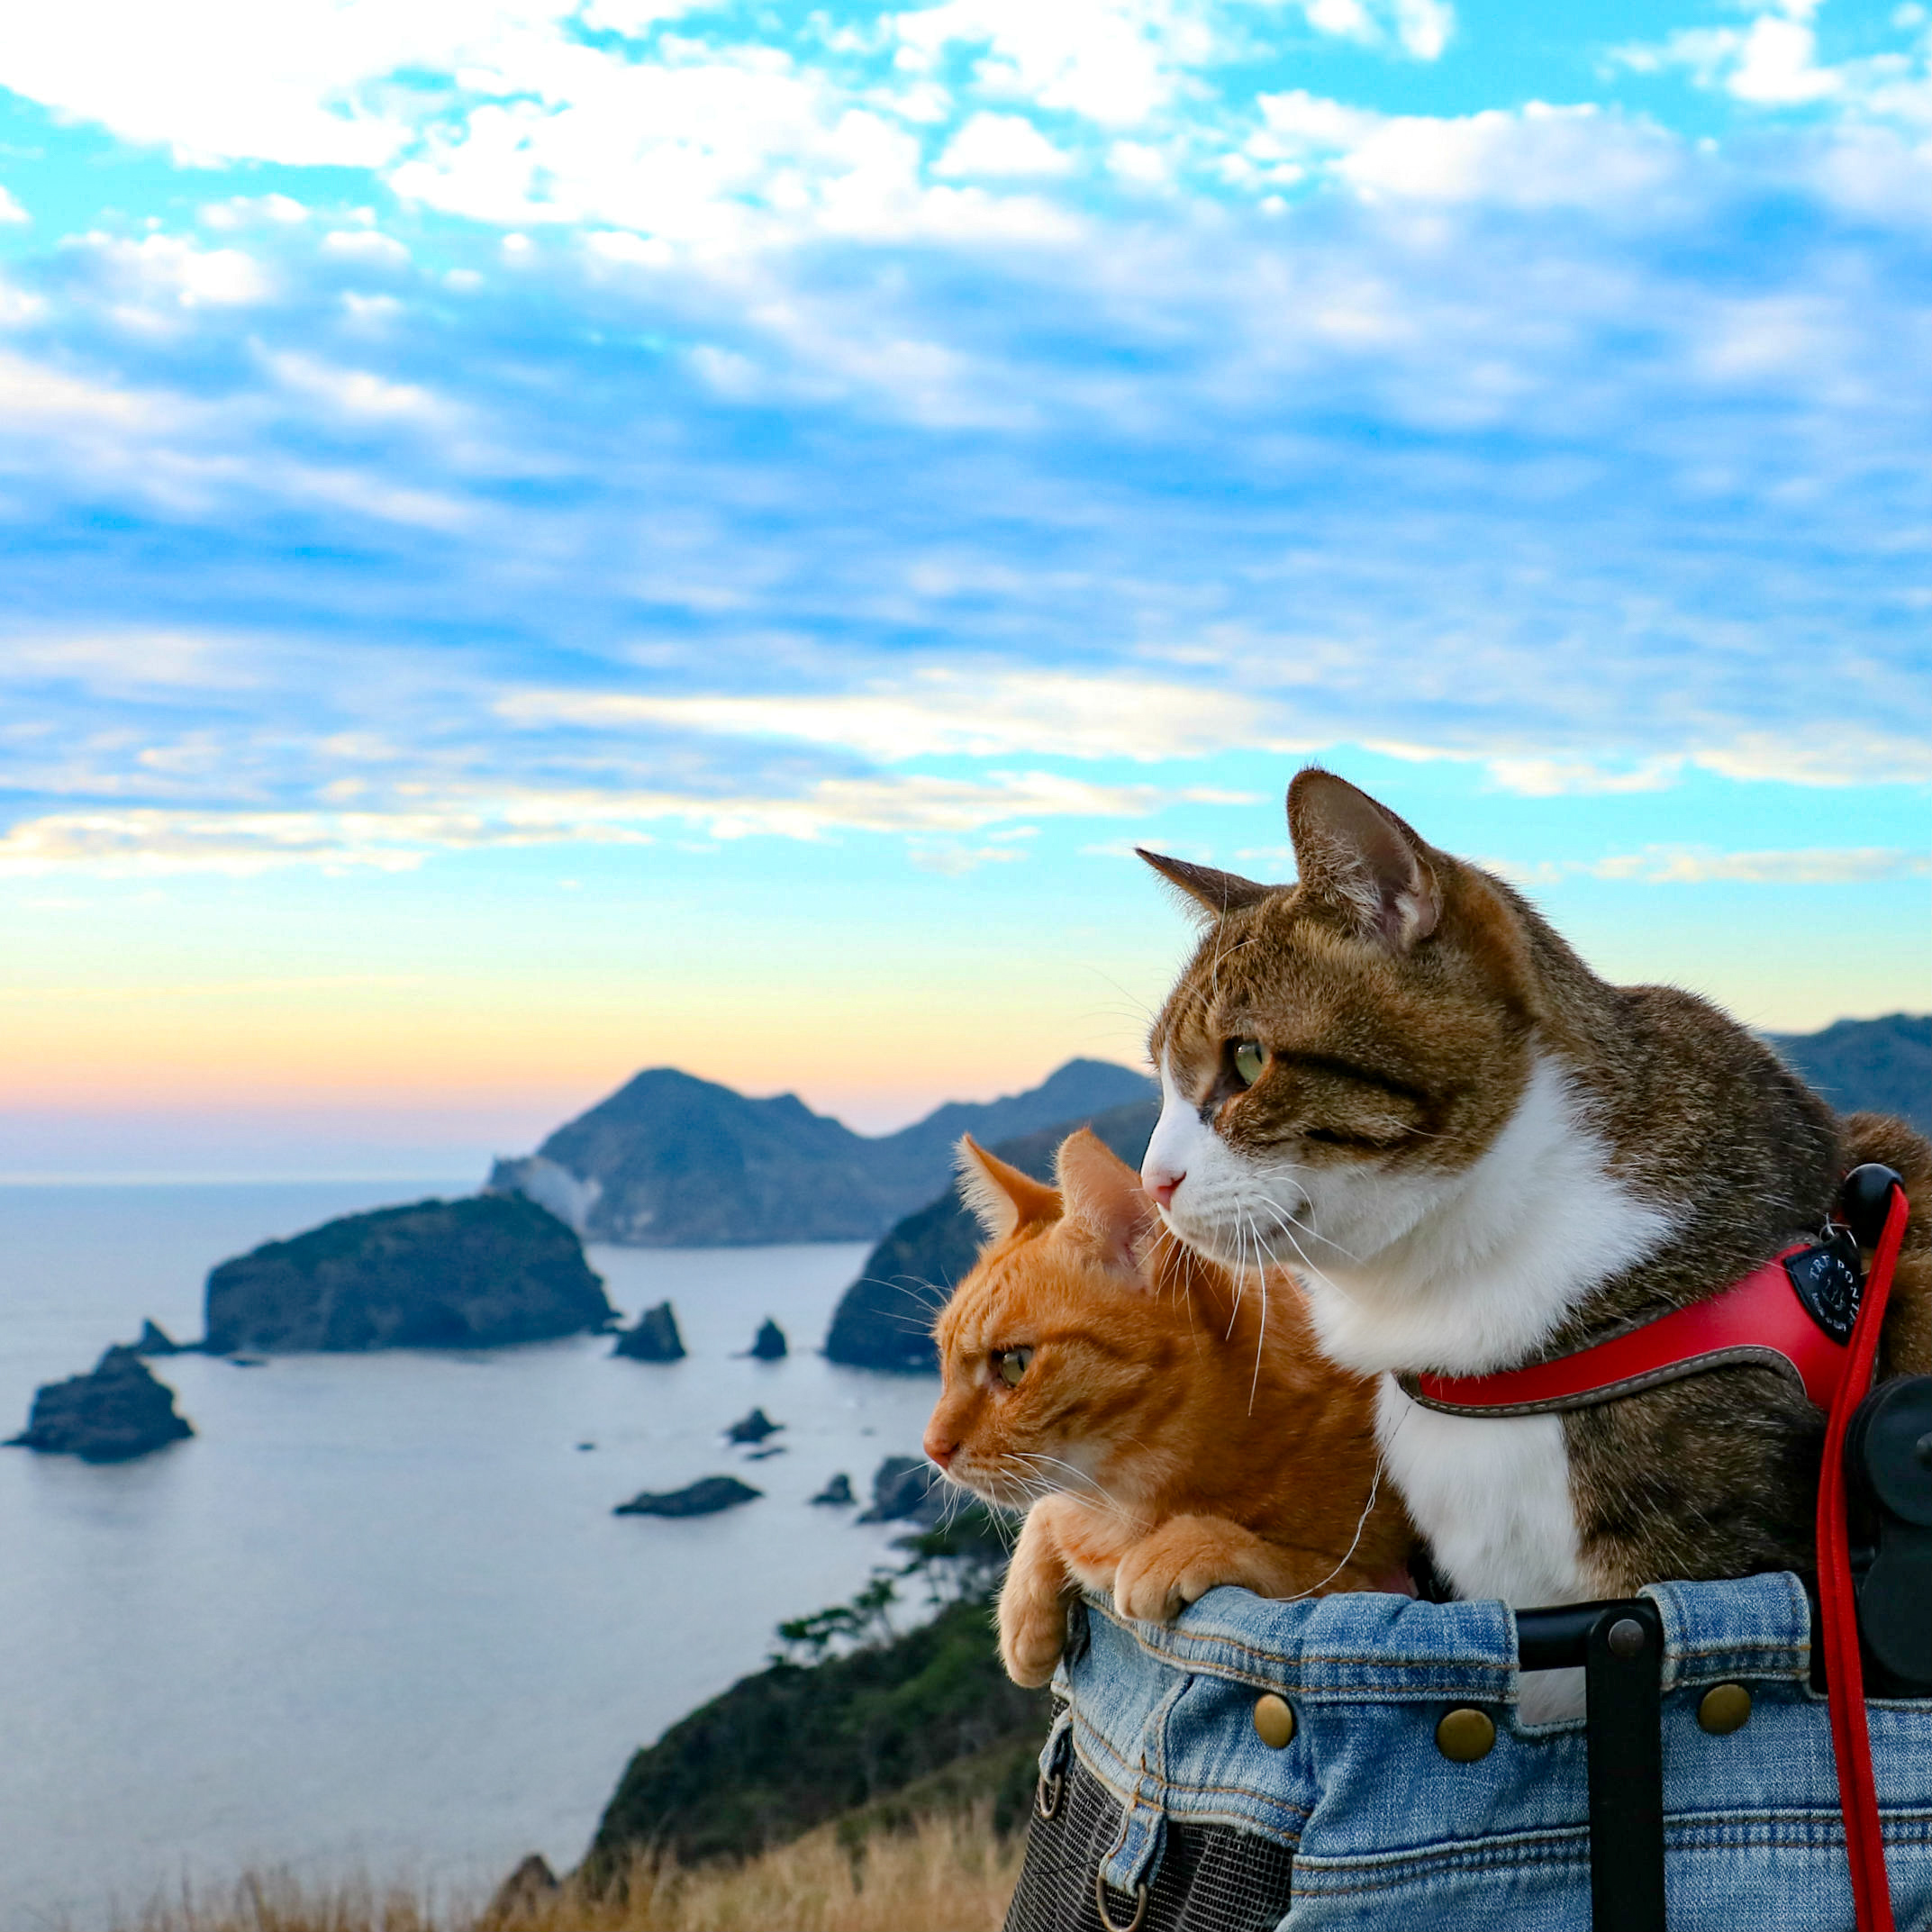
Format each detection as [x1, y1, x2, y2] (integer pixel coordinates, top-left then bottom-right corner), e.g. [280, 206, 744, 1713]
[923, 1127, 1413, 1688]
[1138, 766, 1932, 1616]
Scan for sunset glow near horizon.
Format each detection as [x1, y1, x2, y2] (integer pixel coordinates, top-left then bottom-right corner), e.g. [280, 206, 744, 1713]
[1, 1, 1927, 1177]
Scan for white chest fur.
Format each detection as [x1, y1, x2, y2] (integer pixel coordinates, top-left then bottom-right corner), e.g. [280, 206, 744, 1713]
[1376, 1379, 1589, 1606]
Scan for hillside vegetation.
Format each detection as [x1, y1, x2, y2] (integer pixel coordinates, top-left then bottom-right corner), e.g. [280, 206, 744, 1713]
[582, 1589, 1048, 1882]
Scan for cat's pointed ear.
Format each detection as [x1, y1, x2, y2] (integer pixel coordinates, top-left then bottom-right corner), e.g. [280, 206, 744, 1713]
[956, 1135, 1060, 1242]
[1136, 849, 1274, 925]
[1286, 768, 1440, 951]
[1056, 1129, 1157, 1276]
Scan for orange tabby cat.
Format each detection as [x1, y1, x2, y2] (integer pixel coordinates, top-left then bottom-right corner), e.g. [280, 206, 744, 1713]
[922, 1127, 1414, 1687]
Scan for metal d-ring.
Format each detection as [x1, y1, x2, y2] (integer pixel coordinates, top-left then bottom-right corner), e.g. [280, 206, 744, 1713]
[1094, 1869, 1150, 1932]
[1034, 1764, 1064, 1820]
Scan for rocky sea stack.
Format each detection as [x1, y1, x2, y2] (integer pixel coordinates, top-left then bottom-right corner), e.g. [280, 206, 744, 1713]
[130, 1319, 184, 1356]
[745, 1317, 786, 1360]
[614, 1475, 762, 1518]
[8, 1346, 194, 1463]
[204, 1194, 614, 1354]
[612, 1301, 686, 1361]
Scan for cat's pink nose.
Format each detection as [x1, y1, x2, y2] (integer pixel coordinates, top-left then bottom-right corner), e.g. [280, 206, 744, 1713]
[922, 1427, 957, 1470]
[1143, 1166, 1184, 1210]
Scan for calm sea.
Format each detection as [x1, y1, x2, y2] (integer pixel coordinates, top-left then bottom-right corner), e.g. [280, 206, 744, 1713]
[0, 1182, 944, 1929]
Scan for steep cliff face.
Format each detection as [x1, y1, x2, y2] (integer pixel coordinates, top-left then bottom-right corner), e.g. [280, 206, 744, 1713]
[491, 1059, 1155, 1247]
[204, 1194, 614, 1354]
[821, 1097, 1160, 1373]
[8, 1347, 195, 1463]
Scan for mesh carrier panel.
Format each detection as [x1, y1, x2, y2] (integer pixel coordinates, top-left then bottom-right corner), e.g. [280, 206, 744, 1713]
[1004, 1752, 1296, 1932]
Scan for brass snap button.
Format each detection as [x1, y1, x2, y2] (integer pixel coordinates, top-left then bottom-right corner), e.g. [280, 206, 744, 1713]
[1436, 1708, 1497, 1762]
[1253, 1693, 1295, 1749]
[1698, 1683, 1753, 1735]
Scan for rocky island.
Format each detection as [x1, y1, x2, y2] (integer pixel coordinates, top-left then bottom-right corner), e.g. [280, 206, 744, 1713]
[612, 1301, 686, 1361]
[8, 1346, 195, 1463]
[204, 1194, 614, 1354]
[614, 1475, 762, 1518]
[822, 1096, 1159, 1374]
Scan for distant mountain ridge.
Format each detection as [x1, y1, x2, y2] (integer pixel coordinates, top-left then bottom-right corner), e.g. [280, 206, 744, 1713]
[488, 1058, 1155, 1247]
[1767, 1013, 1929, 1136]
[822, 1011, 1930, 1374]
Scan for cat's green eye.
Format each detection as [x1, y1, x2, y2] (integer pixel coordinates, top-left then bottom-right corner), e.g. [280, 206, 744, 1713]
[1232, 1039, 1267, 1087]
[995, 1347, 1033, 1387]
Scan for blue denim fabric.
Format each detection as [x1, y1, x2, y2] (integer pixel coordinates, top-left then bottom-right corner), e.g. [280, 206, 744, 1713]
[1051, 1573, 1932, 1929]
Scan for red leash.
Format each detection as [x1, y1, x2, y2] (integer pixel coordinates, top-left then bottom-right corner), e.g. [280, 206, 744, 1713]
[1817, 1179, 1909, 1932]
[1404, 1175, 1913, 1931]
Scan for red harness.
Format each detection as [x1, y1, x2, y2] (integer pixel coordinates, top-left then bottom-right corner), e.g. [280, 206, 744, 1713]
[1404, 1186, 1913, 1932]
[1402, 1239, 1859, 1418]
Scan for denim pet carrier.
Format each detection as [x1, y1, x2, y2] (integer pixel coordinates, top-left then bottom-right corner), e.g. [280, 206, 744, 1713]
[1004, 1574, 1932, 1932]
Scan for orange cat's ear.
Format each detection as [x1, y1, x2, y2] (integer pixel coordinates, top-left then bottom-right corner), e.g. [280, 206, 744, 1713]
[1286, 767, 1439, 951]
[1135, 849, 1274, 924]
[956, 1136, 1060, 1242]
[1056, 1129, 1157, 1277]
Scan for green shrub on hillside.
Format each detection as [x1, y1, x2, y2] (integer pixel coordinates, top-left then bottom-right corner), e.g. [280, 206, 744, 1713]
[582, 1588, 1049, 1882]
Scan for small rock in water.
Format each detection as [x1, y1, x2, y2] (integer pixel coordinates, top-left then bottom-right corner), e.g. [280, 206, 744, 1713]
[612, 1300, 685, 1362]
[485, 1852, 559, 1925]
[614, 1475, 762, 1518]
[6, 1346, 195, 1464]
[725, 1405, 783, 1445]
[746, 1444, 786, 1461]
[857, 1454, 943, 1524]
[811, 1472, 856, 1507]
[576, 1441, 596, 1452]
[745, 1317, 787, 1360]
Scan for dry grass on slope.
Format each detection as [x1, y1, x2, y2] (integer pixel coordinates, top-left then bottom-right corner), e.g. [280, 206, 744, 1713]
[125, 1808, 1025, 1932]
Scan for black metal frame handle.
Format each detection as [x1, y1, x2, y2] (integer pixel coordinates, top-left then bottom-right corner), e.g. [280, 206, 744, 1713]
[1518, 1599, 1667, 1932]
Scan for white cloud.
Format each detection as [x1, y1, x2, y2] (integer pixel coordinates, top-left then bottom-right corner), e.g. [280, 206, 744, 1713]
[1294, 0, 1452, 58]
[263, 350, 456, 425]
[0, 629, 254, 693]
[893, 0, 1186, 128]
[0, 0, 434, 165]
[495, 669, 1295, 762]
[1613, 3, 1931, 122]
[74, 232, 275, 307]
[320, 228, 411, 267]
[1509, 845, 1932, 886]
[935, 111, 1075, 177]
[0, 769, 1157, 875]
[1483, 755, 1683, 797]
[0, 185, 27, 224]
[0, 348, 181, 428]
[1392, 0, 1453, 59]
[202, 194, 310, 231]
[1254, 95, 1678, 209]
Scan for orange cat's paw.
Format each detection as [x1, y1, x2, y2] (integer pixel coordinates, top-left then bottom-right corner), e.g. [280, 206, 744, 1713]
[998, 1583, 1069, 1687]
[1114, 1521, 1240, 1624]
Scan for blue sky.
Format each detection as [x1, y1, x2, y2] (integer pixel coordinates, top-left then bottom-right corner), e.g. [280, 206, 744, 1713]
[0, 0, 1927, 1175]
